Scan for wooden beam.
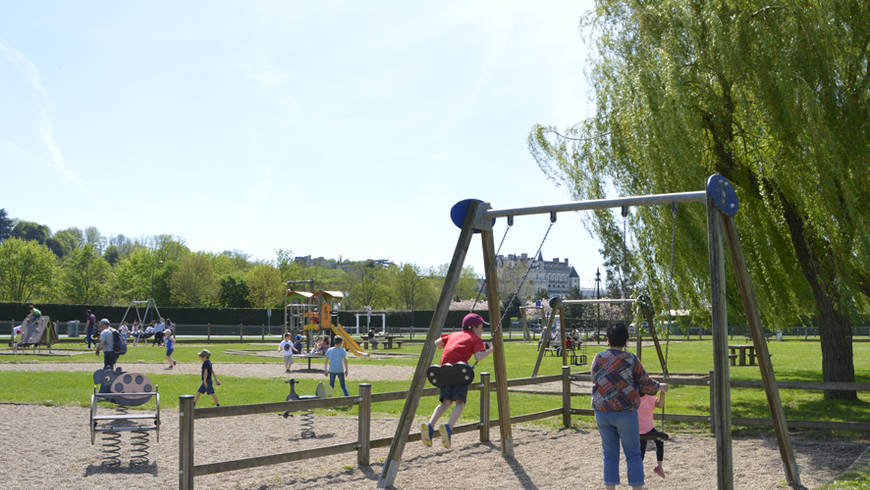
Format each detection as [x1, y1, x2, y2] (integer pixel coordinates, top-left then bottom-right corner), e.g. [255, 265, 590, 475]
[377, 200, 480, 488]
[481, 228, 513, 457]
[707, 194, 733, 490]
[722, 214, 802, 488]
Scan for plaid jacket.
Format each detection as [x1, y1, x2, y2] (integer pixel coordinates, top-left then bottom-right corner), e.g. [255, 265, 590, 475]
[591, 348, 659, 412]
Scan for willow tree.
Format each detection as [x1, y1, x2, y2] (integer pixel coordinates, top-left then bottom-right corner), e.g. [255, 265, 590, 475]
[530, 1, 869, 399]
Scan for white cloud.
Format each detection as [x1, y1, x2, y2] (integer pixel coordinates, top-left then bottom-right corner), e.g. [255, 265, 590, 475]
[0, 40, 83, 190]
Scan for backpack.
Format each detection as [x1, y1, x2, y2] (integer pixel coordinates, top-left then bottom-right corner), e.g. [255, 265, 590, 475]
[112, 329, 127, 355]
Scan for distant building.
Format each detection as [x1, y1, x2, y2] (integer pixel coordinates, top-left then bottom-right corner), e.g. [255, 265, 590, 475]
[495, 252, 580, 298]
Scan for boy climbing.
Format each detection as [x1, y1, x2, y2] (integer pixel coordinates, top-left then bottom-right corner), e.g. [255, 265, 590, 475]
[421, 313, 493, 449]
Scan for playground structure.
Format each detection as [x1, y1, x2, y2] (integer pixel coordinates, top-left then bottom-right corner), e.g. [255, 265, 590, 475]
[119, 299, 162, 345]
[518, 304, 542, 341]
[285, 289, 368, 358]
[16, 315, 57, 351]
[90, 366, 160, 467]
[376, 174, 801, 489]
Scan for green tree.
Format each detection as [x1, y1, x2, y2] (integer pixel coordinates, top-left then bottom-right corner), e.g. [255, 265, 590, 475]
[60, 244, 115, 304]
[115, 248, 159, 301]
[0, 209, 12, 242]
[169, 253, 218, 306]
[246, 264, 285, 308]
[0, 238, 56, 302]
[218, 274, 252, 308]
[394, 263, 427, 310]
[48, 227, 85, 258]
[529, 0, 869, 399]
[11, 220, 51, 244]
[349, 261, 391, 308]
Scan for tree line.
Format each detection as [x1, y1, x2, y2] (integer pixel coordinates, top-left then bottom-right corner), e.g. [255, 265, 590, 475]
[0, 209, 479, 310]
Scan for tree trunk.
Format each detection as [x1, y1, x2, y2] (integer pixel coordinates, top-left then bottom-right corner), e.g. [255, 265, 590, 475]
[778, 191, 857, 400]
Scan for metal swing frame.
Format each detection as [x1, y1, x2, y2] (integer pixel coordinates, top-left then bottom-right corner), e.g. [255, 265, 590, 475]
[378, 175, 800, 490]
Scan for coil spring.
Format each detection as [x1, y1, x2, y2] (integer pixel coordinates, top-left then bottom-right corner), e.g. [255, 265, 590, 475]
[130, 429, 150, 465]
[300, 409, 316, 439]
[100, 431, 122, 467]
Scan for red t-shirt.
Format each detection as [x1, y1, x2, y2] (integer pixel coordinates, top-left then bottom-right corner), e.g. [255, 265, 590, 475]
[440, 330, 485, 365]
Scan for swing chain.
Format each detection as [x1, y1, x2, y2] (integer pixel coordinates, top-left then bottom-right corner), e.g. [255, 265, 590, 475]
[659, 201, 678, 432]
[470, 221, 512, 313]
[493, 220, 555, 335]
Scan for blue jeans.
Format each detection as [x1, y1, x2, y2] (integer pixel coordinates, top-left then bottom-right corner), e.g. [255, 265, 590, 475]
[329, 372, 349, 396]
[595, 410, 644, 487]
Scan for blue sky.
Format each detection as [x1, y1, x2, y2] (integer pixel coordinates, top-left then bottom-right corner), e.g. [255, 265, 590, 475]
[1, 1, 608, 287]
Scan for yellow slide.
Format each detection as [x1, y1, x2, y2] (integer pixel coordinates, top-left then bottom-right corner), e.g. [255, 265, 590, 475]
[331, 324, 369, 357]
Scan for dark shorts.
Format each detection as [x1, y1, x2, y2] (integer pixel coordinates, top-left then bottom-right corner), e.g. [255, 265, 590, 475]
[439, 383, 469, 403]
[198, 381, 215, 394]
[166, 347, 174, 356]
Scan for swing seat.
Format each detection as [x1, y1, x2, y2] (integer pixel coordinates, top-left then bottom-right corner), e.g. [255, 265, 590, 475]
[639, 430, 669, 441]
[426, 363, 474, 387]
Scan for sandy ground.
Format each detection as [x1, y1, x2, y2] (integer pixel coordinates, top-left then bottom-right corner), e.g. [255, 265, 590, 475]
[0, 403, 865, 489]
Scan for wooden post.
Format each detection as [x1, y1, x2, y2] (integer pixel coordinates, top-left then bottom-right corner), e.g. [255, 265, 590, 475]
[722, 215, 801, 487]
[357, 383, 372, 466]
[561, 366, 571, 428]
[261, 324, 265, 341]
[378, 200, 481, 488]
[481, 228, 513, 457]
[709, 370, 716, 435]
[532, 308, 557, 377]
[207, 323, 211, 344]
[479, 372, 491, 443]
[179, 395, 195, 490]
[240, 323, 244, 342]
[707, 193, 733, 490]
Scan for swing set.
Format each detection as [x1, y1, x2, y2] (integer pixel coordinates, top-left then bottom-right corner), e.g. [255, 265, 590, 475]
[378, 174, 801, 490]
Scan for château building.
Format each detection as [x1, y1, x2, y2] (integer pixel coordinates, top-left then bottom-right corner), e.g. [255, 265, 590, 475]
[495, 252, 580, 298]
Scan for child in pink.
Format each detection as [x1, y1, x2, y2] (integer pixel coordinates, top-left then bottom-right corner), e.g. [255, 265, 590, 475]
[637, 383, 668, 478]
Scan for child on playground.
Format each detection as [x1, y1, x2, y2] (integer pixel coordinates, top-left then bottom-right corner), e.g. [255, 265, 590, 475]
[638, 383, 669, 478]
[421, 313, 493, 449]
[279, 332, 296, 373]
[324, 337, 350, 396]
[165, 330, 177, 369]
[193, 349, 221, 407]
[12, 326, 22, 352]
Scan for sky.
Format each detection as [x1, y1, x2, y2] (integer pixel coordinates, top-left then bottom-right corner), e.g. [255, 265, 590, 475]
[0, 1, 608, 288]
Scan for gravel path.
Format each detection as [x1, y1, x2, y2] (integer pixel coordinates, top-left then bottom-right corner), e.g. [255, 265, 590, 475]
[0, 361, 416, 381]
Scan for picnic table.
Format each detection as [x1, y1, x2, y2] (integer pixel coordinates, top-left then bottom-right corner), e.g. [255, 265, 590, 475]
[728, 344, 756, 366]
[295, 353, 326, 370]
[358, 335, 402, 349]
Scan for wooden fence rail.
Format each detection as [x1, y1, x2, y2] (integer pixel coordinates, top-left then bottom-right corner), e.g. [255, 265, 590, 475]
[179, 369, 868, 489]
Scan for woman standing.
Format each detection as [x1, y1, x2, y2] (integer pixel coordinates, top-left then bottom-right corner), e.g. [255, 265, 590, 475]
[591, 324, 666, 489]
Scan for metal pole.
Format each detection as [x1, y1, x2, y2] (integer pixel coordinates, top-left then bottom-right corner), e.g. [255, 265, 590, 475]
[179, 395, 195, 490]
[707, 193, 733, 490]
[483, 190, 707, 220]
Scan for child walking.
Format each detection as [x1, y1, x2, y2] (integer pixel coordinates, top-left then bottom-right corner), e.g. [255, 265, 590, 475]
[165, 331, 177, 368]
[193, 349, 221, 407]
[324, 337, 349, 396]
[279, 332, 297, 373]
[421, 313, 493, 449]
[638, 383, 669, 478]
